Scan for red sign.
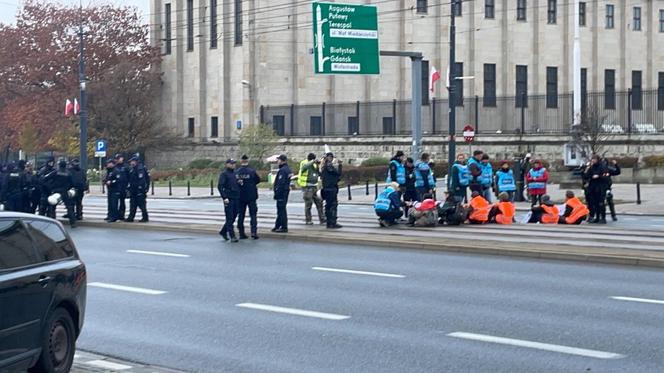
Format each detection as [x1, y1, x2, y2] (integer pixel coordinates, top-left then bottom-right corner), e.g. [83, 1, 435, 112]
[463, 125, 475, 143]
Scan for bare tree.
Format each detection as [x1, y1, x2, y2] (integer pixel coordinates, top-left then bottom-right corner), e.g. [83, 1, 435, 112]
[575, 104, 615, 157]
[238, 124, 277, 163]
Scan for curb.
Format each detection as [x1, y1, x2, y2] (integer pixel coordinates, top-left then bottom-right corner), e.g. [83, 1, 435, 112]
[76, 220, 664, 269]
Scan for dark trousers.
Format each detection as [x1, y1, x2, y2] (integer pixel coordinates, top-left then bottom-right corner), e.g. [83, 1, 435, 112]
[605, 189, 617, 219]
[73, 188, 84, 219]
[118, 190, 127, 219]
[238, 199, 258, 236]
[528, 209, 543, 224]
[530, 194, 543, 207]
[322, 188, 338, 226]
[403, 189, 418, 217]
[61, 196, 76, 226]
[108, 191, 121, 221]
[377, 209, 403, 224]
[128, 193, 148, 221]
[221, 199, 239, 238]
[588, 186, 606, 220]
[274, 199, 288, 230]
[4, 193, 24, 212]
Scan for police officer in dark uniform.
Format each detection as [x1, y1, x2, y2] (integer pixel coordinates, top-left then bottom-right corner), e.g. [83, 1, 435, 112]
[272, 155, 292, 233]
[320, 152, 342, 229]
[584, 155, 609, 224]
[37, 157, 56, 216]
[48, 160, 76, 227]
[67, 159, 88, 221]
[114, 153, 129, 220]
[127, 156, 150, 222]
[0, 162, 26, 212]
[604, 158, 621, 221]
[218, 159, 240, 242]
[236, 155, 261, 239]
[23, 162, 39, 213]
[104, 159, 122, 222]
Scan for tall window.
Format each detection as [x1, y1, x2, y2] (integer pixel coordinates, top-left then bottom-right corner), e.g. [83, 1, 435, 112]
[186, 0, 194, 51]
[211, 117, 219, 137]
[188, 118, 195, 137]
[546, 67, 558, 108]
[235, 0, 243, 45]
[658, 72, 664, 110]
[579, 2, 586, 26]
[210, 0, 218, 48]
[417, 0, 428, 13]
[660, 10, 664, 32]
[581, 68, 588, 112]
[483, 64, 496, 107]
[517, 0, 527, 21]
[164, 3, 171, 55]
[310, 116, 323, 136]
[453, 0, 462, 16]
[633, 7, 641, 31]
[516, 65, 528, 107]
[453, 62, 463, 106]
[485, 0, 495, 19]
[382, 117, 395, 135]
[273, 115, 285, 136]
[547, 0, 557, 24]
[606, 4, 614, 29]
[348, 117, 359, 135]
[632, 70, 642, 110]
[605, 69, 616, 110]
[422, 60, 430, 105]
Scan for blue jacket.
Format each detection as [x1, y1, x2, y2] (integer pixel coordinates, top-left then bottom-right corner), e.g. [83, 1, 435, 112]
[414, 161, 435, 189]
[495, 169, 516, 192]
[374, 186, 402, 213]
[386, 159, 406, 185]
[273, 164, 292, 200]
[479, 162, 493, 186]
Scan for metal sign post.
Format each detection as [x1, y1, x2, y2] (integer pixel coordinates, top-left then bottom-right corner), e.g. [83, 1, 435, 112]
[94, 139, 107, 192]
[463, 124, 475, 155]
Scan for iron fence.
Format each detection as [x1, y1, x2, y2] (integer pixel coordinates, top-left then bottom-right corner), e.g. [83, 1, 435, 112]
[260, 89, 664, 137]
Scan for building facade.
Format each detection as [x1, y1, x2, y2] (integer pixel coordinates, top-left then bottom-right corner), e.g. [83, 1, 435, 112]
[150, 0, 664, 141]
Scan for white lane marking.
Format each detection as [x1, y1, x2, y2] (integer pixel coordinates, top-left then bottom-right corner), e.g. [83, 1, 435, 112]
[611, 296, 664, 305]
[88, 282, 167, 295]
[312, 266, 405, 278]
[84, 360, 132, 370]
[236, 303, 350, 320]
[447, 332, 624, 360]
[126, 249, 190, 258]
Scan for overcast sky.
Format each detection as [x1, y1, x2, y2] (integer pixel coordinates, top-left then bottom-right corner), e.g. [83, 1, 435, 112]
[0, 0, 150, 25]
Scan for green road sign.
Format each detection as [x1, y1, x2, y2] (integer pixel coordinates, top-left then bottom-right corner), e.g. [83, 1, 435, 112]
[312, 2, 380, 75]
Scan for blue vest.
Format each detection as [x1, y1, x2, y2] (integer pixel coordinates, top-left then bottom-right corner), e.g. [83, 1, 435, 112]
[415, 161, 435, 188]
[386, 160, 406, 185]
[496, 170, 516, 191]
[453, 163, 471, 187]
[374, 187, 395, 213]
[480, 163, 493, 186]
[528, 168, 546, 189]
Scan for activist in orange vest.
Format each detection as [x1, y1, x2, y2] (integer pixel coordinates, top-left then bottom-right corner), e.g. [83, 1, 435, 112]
[560, 190, 590, 225]
[527, 195, 560, 224]
[489, 192, 516, 224]
[466, 191, 490, 224]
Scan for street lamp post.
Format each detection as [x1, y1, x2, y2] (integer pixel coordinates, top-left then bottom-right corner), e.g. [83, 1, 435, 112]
[78, 23, 88, 171]
[447, 0, 458, 182]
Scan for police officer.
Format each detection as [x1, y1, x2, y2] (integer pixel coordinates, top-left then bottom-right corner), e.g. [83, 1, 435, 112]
[68, 159, 88, 221]
[48, 160, 76, 228]
[23, 162, 39, 213]
[236, 155, 260, 239]
[320, 152, 342, 229]
[37, 157, 56, 216]
[585, 155, 609, 224]
[127, 156, 150, 222]
[604, 158, 621, 221]
[218, 159, 240, 242]
[272, 154, 292, 233]
[0, 162, 26, 212]
[114, 153, 129, 220]
[104, 159, 122, 223]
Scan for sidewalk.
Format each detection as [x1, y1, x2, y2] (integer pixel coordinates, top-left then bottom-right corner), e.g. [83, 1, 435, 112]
[72, 350, 184, 373]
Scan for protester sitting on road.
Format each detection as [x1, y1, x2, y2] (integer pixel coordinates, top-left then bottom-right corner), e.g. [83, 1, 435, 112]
[438, 191, 463, 225]
[527, 194, 559, 224]
[407, 193, 438, 227]
[403, 157, 417, 217]
[465, 191, 490, 224]
[526, 159, 549, 207]
[559, 190, 590, 225]
[374, 182, 403, 227]
[494, 160, 516, 202]
[489, 192, 516, 225]
[479, 154, 493, 202]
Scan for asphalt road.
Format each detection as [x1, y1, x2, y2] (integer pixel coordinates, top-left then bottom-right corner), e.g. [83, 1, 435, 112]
[70, 227, 664, 373]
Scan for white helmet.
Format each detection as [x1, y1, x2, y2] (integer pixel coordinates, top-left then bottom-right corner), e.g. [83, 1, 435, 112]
[68, 189, 77, 198]
[48, 193, 62, 206]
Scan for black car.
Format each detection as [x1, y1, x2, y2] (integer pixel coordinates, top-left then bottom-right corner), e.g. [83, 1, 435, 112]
[0, 212, 86, 373]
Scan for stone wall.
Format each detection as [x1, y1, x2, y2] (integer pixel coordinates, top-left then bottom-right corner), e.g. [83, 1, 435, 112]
[147, 133, 664, 170]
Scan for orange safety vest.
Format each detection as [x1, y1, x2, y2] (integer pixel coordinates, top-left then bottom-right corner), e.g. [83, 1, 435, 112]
[495, 202, 516, 225]
[468, 196, 490, 223]
[540, 204, 560, 224]
[565, 197, 590, 224]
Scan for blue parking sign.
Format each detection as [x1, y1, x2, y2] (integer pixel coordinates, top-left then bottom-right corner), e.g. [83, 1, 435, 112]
[96, 140, 107, 152]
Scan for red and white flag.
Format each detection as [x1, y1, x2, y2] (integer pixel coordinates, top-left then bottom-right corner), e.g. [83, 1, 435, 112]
[73, 98, 80, 115]
[64, 99, 74, 117]
[429, 65, 441, 93]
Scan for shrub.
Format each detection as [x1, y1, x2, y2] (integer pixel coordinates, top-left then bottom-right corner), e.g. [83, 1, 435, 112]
[361, 157, 390, 167]
[643, 155, 664, 168]
[188, 159, 213, 169]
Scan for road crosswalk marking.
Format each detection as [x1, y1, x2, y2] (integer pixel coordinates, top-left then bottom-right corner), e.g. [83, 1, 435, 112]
[236, 303, 350, 320]
[610, 296, 664, 305]
[88, 282, 167, 295]
[312, 266, 405, 278]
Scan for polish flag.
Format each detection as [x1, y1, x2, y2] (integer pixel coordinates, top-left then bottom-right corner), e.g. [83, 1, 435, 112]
[73, 98, 80, 115]
[64, 99, 74, 117]
[429, 65, 441, 93]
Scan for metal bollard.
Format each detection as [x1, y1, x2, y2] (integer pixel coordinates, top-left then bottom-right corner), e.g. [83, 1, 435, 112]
[102, 183, 105, 194]
[168, 180, 172, 196]
[187, 180, 191, 196]
[636, 182, 641, 205]
[347, 184, 352, 200]
[365, 180, 369, 195]
[374, 182, 378, 199]
[151, 181, 155, 196]
[210, 180, 214, 196]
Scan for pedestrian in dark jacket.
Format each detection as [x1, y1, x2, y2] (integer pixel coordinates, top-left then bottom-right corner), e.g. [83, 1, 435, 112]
[585, 155, 609, 224]
[403, 158, 417, 217]
[272, 155, 292, 233]
[236, 155, 261, 239]
[68, 159, 88, 220]
[218, 159, 240, 242]
[127, 157, 150, 223]
[320, 152, 342, 229]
